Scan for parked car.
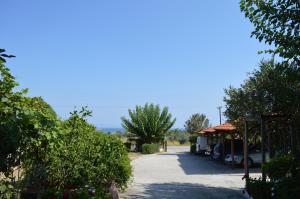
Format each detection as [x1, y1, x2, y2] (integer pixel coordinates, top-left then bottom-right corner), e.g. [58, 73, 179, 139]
[196, 136, 209, 155]
[206, 144, 216, 156]
[224, 145, 270, 167]
[212, 140, 243, 160]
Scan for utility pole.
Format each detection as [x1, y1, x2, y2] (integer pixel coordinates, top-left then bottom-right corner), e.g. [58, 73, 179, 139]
[217, 106, 222, 125]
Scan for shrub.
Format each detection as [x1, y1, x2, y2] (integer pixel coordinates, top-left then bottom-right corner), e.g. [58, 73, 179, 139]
[1, 57, 133, 197]
[190, 144, 196, 153]
[178, 133, 189, 145]
[274, 176, 300, 199]
[41, 186, 109, 199]
[23, 109, 132, 197]
[262, 155, 293, 181]
[261, 155, 300, 199]
[0, 181, 15, 199]
[142, 144, 160, 154]
[246, 177, 273, 199]
[246, 156, 300, 199]
[44, 126, 132, 191]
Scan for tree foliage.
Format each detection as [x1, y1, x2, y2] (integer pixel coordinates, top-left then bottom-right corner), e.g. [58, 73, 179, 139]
[0, 60, 29, 174]
[224, 59, 300, 153]
[121, 103, 176, 144]
[0, 57, 132, 198]
[0, 49, 15, 63]
[41, 109, 132, 191]
[166, 129, 190, 145]
[224, 60, 300, 121]
[184, 113, 209, 134]
[240, 0, 300, 63]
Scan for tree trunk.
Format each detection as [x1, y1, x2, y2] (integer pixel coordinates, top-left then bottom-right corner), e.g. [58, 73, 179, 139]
[109, 181, 119, 199]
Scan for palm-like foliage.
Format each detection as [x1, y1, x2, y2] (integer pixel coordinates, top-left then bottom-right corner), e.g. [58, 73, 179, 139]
[121, 103, 176, 144]
[0, 49, 15, 63]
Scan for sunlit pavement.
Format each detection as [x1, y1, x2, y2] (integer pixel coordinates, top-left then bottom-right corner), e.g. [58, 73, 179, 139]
[121, 146, 260, 199]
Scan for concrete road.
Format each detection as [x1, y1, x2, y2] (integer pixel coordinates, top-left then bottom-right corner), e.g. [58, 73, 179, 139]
[121, 146, 260, 199]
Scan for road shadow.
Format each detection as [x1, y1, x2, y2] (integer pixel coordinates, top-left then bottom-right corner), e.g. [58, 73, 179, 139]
[157, 152, 261, 175]
[121, 182, 244, 199]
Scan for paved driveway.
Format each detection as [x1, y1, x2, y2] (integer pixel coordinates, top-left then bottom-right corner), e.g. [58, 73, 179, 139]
[121, 146, 260, 199]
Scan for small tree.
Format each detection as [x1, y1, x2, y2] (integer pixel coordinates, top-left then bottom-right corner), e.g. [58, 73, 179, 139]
[184, 113, 209, 134]
[121, 103, 176, 145]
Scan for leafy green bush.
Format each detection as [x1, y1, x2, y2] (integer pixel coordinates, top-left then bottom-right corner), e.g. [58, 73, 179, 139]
[1, 55, 132, 197]
[0, 181, 14, 199]
[261, 155, 300, 199]
[246, 177, 273, 199]
[247, 156, 300, 199]
[142, 144, 160, 154]
[190, 144, 196, 153]
[41, 186, 109, 199]
[262, 155, 293, 181]
[274, 175, 300, 199]
[22, 109, 132, 197]
[166, 129, 190, 145]
[178, 133, 189, 144]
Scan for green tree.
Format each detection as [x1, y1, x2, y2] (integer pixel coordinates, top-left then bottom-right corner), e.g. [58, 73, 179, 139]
[121, 103, 176, 145]
[240, 0, 300, 63]
[224, 59, 300, 154]
[184, 113, 209, 134]
[0, 59, 28, 174]
[224, 60, 300, 122]
[166, 129, 190, 144]
[0, 56, 61, 198]
[1, 55, 132, 198]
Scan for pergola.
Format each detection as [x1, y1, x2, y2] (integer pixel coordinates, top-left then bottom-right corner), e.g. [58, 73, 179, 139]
[199, 123, 239, 167]
[214, 123, 238, 167]
[200, 127, 218, 152]
[243, 113, 295, 182]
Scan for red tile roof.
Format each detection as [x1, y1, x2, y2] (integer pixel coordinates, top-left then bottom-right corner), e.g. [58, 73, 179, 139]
[197, 123, 237, 135]
[199, 127, 216, 135]
[214, 123, 236, 132]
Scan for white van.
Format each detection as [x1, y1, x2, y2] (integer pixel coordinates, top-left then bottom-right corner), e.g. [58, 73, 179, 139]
[196, 136, 209, 154]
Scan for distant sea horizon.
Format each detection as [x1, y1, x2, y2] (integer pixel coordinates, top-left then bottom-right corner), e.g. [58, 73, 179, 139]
[98, 127, 185, 133]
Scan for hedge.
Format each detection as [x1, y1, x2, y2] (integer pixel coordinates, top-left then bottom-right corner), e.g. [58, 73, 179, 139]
[142, 144, 160, 154]
[246, 177, 272, 199]
[22, 111, 132, 199]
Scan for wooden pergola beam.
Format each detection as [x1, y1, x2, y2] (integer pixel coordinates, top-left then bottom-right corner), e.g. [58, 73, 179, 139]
[231, 134, 235, 168]
[261, 115, 266, 182]
[243, 121, 249, 180]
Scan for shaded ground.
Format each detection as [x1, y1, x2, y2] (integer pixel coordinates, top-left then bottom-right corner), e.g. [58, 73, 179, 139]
[121, 146, 260, 199]
[128, 152, 142, 161]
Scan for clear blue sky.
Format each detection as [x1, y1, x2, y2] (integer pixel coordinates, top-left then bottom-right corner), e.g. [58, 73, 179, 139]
[2, 0, 269, 128]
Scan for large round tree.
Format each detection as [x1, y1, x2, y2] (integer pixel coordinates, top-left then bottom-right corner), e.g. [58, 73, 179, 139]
[121, 103, 176, 144]
[184, 113, 209, 134]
